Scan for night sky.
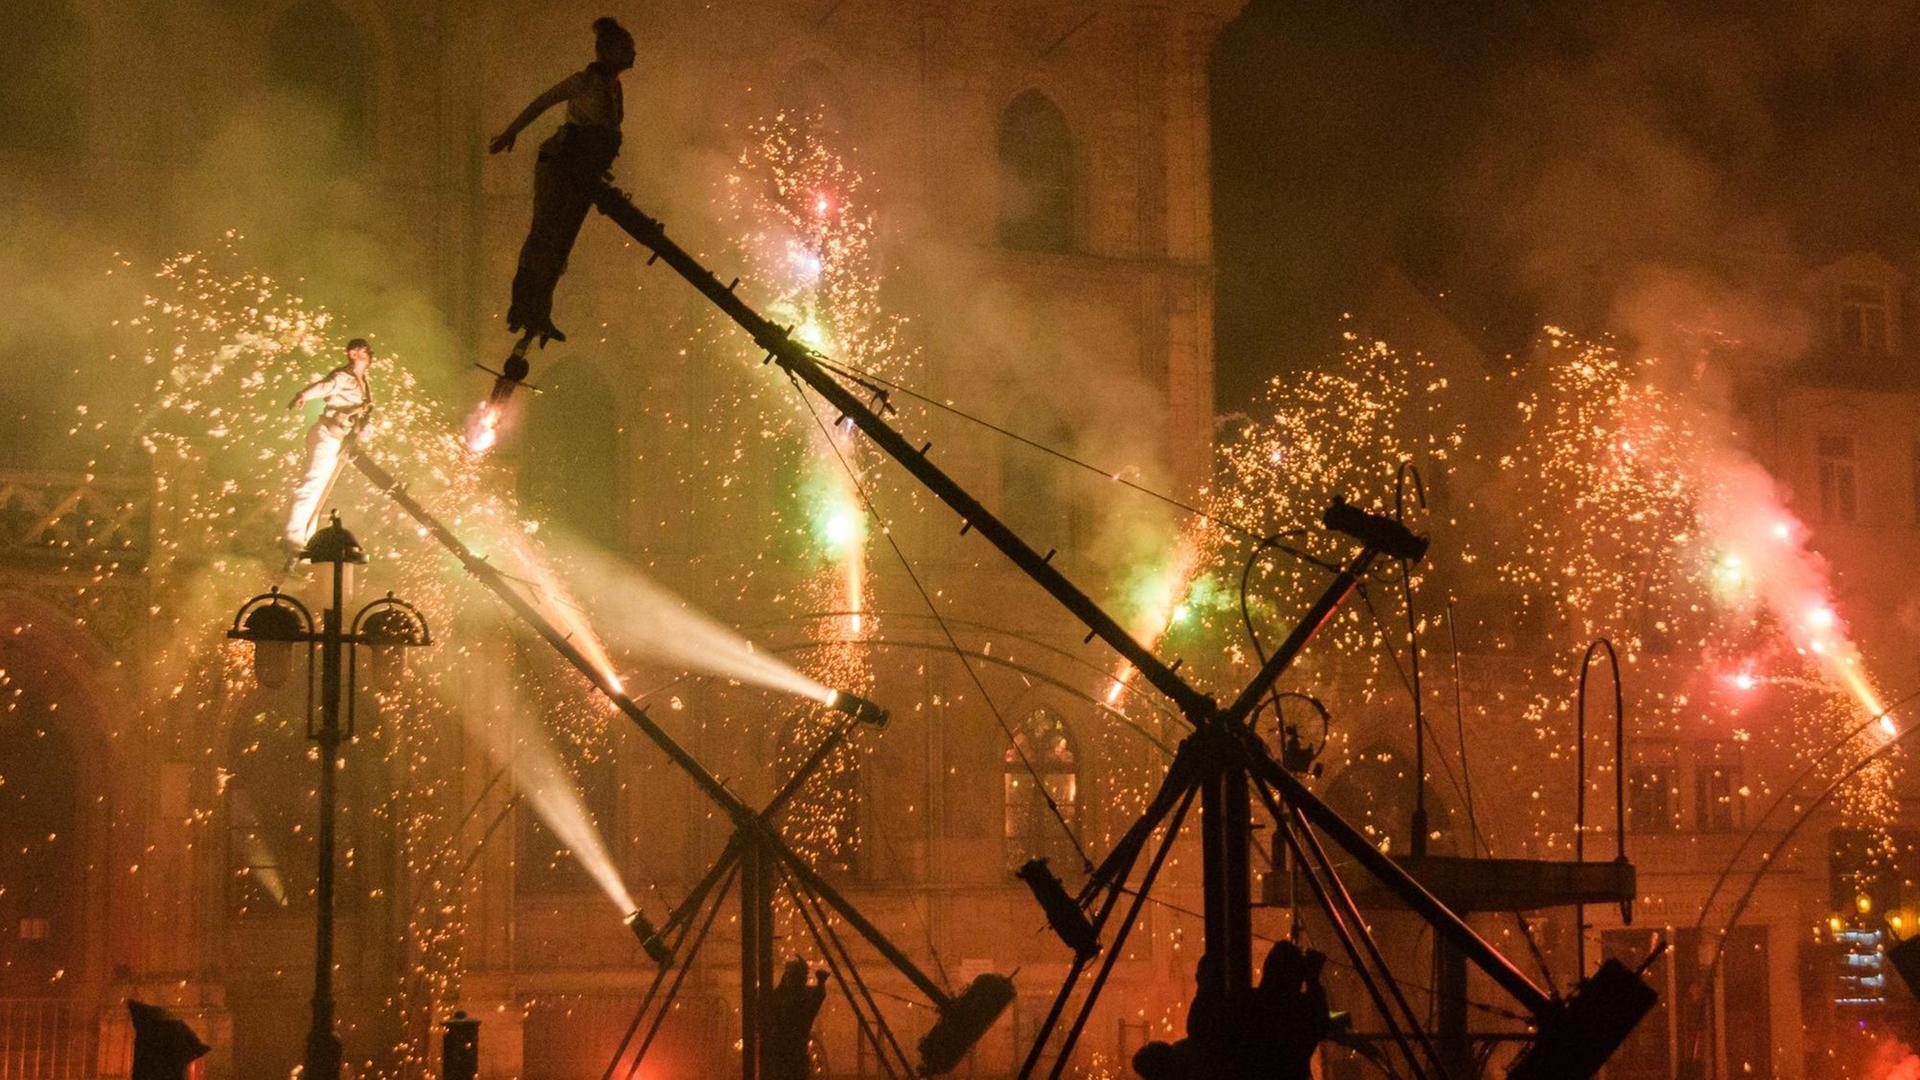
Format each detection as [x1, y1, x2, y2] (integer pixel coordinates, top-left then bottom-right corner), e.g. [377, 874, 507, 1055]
[1210, 0, 1920, 411]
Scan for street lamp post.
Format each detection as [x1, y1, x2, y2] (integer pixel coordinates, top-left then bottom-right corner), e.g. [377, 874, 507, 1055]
[228, 512, 431, 1080]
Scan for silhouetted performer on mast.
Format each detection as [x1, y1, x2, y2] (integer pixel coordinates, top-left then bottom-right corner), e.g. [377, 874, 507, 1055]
[489, 16, 635, 345]
[764, 958, 827, 1080]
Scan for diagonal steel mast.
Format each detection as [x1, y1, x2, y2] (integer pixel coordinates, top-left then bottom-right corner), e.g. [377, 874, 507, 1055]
[580, 182, 1557, 1000]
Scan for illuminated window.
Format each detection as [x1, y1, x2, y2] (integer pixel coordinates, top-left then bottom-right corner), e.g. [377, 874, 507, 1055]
[998, 91, 1075, 253]
[1839, 283, 1890, 354]
[1817, 434, 1857, 523]
[1626, 741, 1677, 834]
[1692, 740, 1742, 834]
[225, 687, 317, 918]
[1004, 707, 1079, 870]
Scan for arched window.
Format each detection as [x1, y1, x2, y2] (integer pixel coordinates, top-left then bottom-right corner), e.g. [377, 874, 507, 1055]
[225, 695, 314, 917]
[0, 631, 87, 992]
[997, 91, 1075, 253]
[1004, 706, 1079, 869]
[0, 0, 87, 155]
[265, 0, 372, 155]
[516, 749, 619, 895]
[520, 359, 623, 549]
[999, 406, 1087, 545]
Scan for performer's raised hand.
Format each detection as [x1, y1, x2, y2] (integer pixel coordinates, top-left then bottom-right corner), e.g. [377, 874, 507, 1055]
[489, 130, 516, 154]
[286, 393, 304, 413]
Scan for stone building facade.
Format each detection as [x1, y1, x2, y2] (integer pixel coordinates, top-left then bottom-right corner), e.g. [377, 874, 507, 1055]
[0, 1, 1239, 1077]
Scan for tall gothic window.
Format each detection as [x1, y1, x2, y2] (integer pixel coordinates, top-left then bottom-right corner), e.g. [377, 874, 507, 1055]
[520, 359, 623, 549]
[1817, 434, 1857, 523]
[266, 0, 372, 155]
[998, 91, 1075, 253]
[1839, 283, 1891, 354]
[1004, 707, 1079, 870]
[0, 1, 87, 155]
[516, 745, 619, 895]
[0, 629, 87, 992]
[999, 407, 1089, 545]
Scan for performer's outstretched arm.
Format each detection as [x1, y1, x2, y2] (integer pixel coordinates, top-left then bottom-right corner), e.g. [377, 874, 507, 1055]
[489, 74, 584, 154]
[286, 371, 345, 412]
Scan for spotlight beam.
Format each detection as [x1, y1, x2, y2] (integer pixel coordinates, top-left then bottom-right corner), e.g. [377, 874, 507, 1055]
[347, 448, 948, 1003]
[347, 446, 1013, 1076]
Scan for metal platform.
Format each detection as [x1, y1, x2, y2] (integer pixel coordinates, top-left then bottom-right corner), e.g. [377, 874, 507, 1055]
[1352, 854, 1637, 914]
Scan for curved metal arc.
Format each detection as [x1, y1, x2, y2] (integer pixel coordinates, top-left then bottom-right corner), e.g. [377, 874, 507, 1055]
[1573, 636, 1627, 986]
[1573, 637, 1627, 867]
[749, 608, 1186, 727]
[227, 586, 317, 636]
[777, 637, 1178, 758]
[1690, 703, 1920, 1065]
[1687, 686, 1920, 946]
[348, 591, 433, 644]
[1395, 462, 1432, 858]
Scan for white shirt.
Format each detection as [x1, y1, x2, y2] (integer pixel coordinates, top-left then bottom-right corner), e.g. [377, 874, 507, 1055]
[297, 367, 370, 416]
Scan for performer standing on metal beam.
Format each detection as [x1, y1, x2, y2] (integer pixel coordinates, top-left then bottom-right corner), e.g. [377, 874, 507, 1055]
[489, 15, 635, 345]
[282, 338, 373, 555]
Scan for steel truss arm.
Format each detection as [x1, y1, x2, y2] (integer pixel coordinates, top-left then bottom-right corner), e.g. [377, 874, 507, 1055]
[346, 444, 955, 1009]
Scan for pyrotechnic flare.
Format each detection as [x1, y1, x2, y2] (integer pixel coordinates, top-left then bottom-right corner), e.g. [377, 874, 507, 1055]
[281, 336, 373, 555]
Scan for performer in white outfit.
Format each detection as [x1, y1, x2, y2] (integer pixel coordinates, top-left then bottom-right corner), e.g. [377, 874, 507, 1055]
[283, 338, 373, 552]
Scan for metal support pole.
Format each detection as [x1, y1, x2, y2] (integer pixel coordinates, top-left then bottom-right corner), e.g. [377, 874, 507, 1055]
[1435, 938, 1470, 1079]
[305, 558, 346, 1080]
[1201, 765, 1254, 996]
[740, 842, 771, 1080]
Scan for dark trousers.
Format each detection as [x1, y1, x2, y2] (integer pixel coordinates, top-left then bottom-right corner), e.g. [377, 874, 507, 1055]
[509, 125, 619, 334]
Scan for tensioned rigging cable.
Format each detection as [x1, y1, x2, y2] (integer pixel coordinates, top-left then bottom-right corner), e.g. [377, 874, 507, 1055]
[809, 351, 1274, 542]
[789, 376, 1095, 873]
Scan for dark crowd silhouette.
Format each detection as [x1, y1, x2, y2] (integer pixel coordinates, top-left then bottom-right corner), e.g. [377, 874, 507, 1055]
[1132, 941, 1334, 1080]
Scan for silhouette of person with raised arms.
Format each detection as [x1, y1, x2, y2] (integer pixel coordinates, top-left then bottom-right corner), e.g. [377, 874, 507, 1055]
[764, 957, 828, 1080]
[1131, 942, 1332, 1080]
[489, 16, 635, 345]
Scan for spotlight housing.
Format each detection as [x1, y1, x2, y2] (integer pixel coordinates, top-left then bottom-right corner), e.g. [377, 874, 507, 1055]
[827, 690, 889, 728]
[917, 974, 1016, 1077]
[1506, 957, 1657, 1080]
[1322, 496, 1428, 562]
[624, 910, 675, 967]
[1015, 857, 1099, 962]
